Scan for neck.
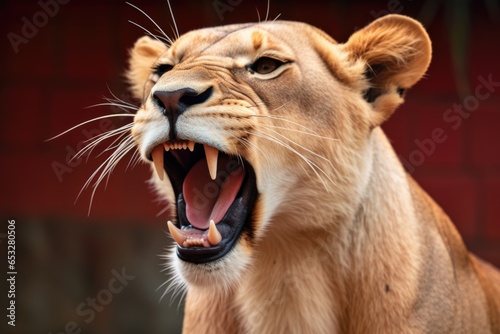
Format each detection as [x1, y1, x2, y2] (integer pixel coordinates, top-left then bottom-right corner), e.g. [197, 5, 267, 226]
[236, 128, 423, 333]
[340, 128, 422, 332]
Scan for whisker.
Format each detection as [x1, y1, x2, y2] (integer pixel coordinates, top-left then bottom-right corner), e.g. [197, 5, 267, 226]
[78, 137, 136, 214]
[102, 141, 137, 190]
[260, 126, 335, 164]
[234, 135, 267, 159]
[157, 276, 171, 293]
[253, 101, 289, 113]
[251, 113, 326, 135]
[101, 142, 137, 193]
[104, 84, 138, 108]
[250, 130, 335, 190]
[166, 0, 180, 40]
[86, 102, 137, 112]
[128, 20, 171, 45]
[264, 136, 331, 190]
[265, 0, 271, 22]
[104, 88, 139, 111]
[259, 125, 340, 183]
[81, 122, 132, 146]
[157, 253, 188, 304]
[126, 149, 143, 171]
[168, 25, 178, 42]
[260, 123, 339, 141]
[46, 114, 135, 141]
[92, 143, 135, 209]
[71, 124, 133, 163]
[159, 277, 182, 305]
[73, 132, 124, 165]
[86, 138, 135, 192]
[251, 130, 316, 170]
[251, 113, 340, 141]
[98, 133, 133, 162]
[95, 132, 133, 164]
[127, 2, 173, 44]
[97, 126, 134, 151]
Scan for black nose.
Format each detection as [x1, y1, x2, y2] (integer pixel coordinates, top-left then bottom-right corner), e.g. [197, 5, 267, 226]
[152, 87, 212, 139]
[153, 87, 213, 118]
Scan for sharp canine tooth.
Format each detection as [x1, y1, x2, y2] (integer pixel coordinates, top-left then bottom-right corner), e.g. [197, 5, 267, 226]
[203, 144, 219, 180]
[152, 145, 164, 180]
[207, 220, 222, 246]
[188, 141, 195, 152]
[163, 143, 170, 151]
[167, 221, 186, 247]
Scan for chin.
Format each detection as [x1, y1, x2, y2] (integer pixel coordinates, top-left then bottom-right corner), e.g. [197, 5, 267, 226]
[171, 240, 254, 293]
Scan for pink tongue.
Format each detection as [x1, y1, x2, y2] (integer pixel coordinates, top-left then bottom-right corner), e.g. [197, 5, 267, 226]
[183, 157, 245, 230]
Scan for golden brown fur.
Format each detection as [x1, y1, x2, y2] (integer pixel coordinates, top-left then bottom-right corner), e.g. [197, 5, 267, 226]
[127, 14, 500, 333]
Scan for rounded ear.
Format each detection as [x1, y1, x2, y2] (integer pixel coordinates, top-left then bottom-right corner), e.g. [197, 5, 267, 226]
[344, 14, 432, 126]
[126, 36, 168, 101]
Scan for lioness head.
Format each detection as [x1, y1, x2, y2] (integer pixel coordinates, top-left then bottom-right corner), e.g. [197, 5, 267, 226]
[128, 14, 431, 289]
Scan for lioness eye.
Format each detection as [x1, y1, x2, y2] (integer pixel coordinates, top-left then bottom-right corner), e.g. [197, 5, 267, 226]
[149, 63, 173, 83]
[152, 63, 173, 76]
[249, 57, 284, 74]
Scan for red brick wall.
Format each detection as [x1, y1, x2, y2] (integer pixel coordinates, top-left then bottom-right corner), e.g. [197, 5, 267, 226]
[1, 0, 499, 267]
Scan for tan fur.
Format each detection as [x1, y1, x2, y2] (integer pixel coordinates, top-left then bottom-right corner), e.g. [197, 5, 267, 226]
[127, 14, 500, 333]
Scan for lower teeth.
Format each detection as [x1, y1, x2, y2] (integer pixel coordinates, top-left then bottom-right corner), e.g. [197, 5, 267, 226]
[167, 220, 222, 248]
[184, 237, 210, 248]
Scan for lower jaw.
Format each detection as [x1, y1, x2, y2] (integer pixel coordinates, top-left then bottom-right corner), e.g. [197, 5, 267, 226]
[173, 241, 253, 289]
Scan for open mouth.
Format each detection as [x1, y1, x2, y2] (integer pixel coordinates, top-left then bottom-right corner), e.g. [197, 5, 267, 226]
[149, 141, 258, 264]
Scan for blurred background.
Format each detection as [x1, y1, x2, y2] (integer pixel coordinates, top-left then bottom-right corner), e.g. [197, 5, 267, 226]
[1, 0, 499, 333]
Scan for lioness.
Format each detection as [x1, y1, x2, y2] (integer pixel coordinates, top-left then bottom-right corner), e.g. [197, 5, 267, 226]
[127, 14, 500, 333]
